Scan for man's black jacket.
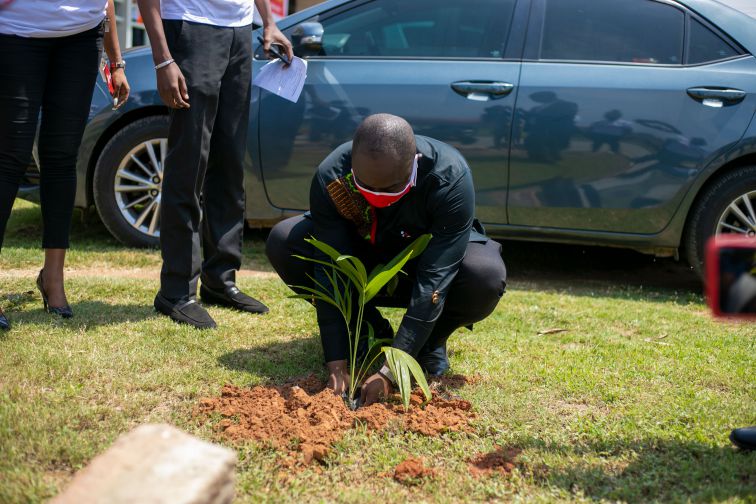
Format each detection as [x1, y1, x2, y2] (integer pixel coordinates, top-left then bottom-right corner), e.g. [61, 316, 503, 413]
[309, 135, 486, 362]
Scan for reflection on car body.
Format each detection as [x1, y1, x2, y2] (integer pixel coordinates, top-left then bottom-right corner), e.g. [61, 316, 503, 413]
[23, 0, 756, 278]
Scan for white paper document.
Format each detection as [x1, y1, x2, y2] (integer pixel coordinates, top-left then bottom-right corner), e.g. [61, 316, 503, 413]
[253, 57, 308, 103]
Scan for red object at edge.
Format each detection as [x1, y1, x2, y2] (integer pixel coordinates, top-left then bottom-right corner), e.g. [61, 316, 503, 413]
[705, 234, 756, 320]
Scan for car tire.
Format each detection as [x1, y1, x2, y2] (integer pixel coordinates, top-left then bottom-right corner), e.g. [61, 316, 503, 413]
[684, 165, 756, 277]
[93, 116, 169, 248]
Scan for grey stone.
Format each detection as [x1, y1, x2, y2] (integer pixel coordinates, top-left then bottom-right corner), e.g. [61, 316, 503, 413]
[52, 424, 236, 504]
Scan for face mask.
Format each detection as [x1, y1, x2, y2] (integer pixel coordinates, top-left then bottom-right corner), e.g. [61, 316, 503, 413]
[352, 154, 419, 208]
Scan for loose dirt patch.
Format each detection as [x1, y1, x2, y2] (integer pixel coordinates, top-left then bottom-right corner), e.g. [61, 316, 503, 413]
[469, 447, 521, 478]
[429, 373, 481, 390]
[194, 375, 476, 466]
[393, 457, 435, 484]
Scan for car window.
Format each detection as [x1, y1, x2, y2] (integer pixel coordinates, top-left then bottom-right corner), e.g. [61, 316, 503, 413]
[688, 18, 740, 64]
[307, 0, 516, 58]
[540, 0, 684, 65]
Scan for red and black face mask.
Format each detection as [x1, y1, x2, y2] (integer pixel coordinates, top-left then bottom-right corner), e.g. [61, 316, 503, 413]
[352, 154, 420, 208]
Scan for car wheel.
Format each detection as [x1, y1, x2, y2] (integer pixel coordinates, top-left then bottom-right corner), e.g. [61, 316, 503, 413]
[93, 116, 169, 248]
[685, 165, 756, 277]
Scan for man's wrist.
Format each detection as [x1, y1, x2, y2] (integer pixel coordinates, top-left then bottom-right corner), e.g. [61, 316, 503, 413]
[326, 359, 348, 373]
[154, 58, 175, 71]
[378, 365, 396, 385]
[151, 49, 173, 66]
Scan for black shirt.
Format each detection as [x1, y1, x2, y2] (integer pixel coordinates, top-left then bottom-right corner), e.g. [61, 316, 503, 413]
[309, 135, 485, 361]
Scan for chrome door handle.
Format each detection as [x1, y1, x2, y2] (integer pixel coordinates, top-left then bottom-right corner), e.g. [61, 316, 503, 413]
[451, 81, 514, 101]
[687, 87, 746, 107]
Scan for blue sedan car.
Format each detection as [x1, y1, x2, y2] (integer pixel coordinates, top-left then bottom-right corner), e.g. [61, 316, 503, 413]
[20, 0, 756, 275]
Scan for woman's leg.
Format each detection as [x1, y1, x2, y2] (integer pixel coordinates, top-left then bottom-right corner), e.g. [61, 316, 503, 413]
[0, 34, 49, 250]
[37, 25, 103, 307]
[0, 34, 50, 321]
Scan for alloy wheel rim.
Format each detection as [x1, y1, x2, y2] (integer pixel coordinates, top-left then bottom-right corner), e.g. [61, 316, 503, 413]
[114, 139, 166, 238]
[716, 190, 756, 238]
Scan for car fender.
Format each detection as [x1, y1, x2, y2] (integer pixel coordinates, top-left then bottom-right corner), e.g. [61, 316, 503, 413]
[75, 47, 164, 208]
[656, 105, 756, 249]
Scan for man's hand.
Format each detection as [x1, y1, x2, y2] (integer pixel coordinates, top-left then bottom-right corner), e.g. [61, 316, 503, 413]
[137, 0, 187, 108]
[360, 372, 393, 406]
[110, 68, 130, 109]
[326, 360, 350, 396]
[262, 25, 293, 63]
[157, 63, 190, 109]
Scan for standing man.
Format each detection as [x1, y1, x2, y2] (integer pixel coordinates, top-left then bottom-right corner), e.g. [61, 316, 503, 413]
[266, 114, 507, 404]
[138, 0, 292, 328]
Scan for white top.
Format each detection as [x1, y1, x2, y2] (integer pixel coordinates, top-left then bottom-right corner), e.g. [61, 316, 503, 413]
[161, 0, 255, 28]
[0, 1, 107, 38]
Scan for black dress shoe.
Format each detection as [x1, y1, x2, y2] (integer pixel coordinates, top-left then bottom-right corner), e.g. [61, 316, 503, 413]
[200, 284, 269, 314]
[154, 292, 217, 329]
[36, 270, 73, 319]
[0, 307, 9, 331]
[418, 344, 450, 377]
[730, 426, 756, 450]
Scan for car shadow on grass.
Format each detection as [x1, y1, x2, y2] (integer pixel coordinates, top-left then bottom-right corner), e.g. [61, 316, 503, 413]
[514, 437, 754, 502]
[498, 239, 703, 303]
[7, 203, 271, 267]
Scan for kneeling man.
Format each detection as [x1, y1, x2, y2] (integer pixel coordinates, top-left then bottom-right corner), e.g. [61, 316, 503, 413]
[267, 114, 506, 404]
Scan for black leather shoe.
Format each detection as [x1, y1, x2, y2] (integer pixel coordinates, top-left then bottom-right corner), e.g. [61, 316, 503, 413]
[730, 426, 756, 450]
[418, 343, 450, 377]
[36, 270, 73, 319]
[0, 306, 9, 331]
[154, 292, 217, 329]
[200, 284, 269, 314]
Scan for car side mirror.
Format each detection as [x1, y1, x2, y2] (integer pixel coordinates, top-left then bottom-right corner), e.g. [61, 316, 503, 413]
[291, 22, 324, 57]
[706, 235, 756, 318]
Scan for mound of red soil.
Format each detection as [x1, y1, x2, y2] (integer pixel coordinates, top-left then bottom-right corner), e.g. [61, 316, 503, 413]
[469, 447, 521, 478]
[194, 375, 476, 465]
[393, 457, 435, 484]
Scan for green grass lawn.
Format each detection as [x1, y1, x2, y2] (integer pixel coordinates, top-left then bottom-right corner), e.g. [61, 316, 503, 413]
[0, 200, 754, 503]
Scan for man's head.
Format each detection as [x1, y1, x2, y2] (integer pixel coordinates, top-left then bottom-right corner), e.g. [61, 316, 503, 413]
[352, 114, 416, 194]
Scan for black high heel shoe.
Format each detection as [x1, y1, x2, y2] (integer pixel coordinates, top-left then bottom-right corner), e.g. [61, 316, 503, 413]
[36, 270, 73, 319]
[0, 306, 9, 331]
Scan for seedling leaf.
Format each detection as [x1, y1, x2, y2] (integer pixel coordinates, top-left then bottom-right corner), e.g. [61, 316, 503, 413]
[365, 234, 432, 302]
[383, 346, 432, 410]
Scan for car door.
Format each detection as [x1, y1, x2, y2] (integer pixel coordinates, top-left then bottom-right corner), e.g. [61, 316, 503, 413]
[256, 0, 526, 225]
[507, 0, 756, 234]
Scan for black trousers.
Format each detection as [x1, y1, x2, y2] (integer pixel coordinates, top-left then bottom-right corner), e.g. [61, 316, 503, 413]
[159, 21, 252, 301]
[0, 24, 104, 250]
[266, 215, 507, 372]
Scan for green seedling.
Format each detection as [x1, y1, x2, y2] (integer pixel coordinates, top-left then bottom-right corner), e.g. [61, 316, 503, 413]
[292, 234, 433, 410]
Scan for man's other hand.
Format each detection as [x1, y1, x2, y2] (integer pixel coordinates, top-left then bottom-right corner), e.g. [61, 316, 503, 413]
[262, 25, 293, 63]
[157, 62, 190, 109]
[360, 372, 393, 406]
[326, 360, 350, 396]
